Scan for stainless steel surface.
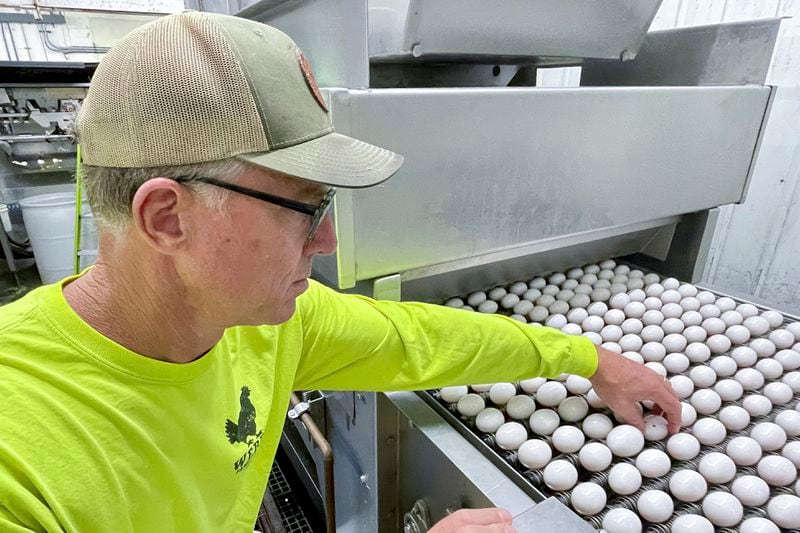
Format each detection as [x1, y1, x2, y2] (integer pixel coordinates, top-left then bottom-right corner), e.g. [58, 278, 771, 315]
[238, 0, 369, 89]
[369, 0, 662, 63]
[581, 18, 783, 86]
[320, 86, 770, 290]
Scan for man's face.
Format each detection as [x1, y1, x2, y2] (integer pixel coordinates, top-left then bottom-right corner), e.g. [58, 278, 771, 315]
[180, 166, 337, 326]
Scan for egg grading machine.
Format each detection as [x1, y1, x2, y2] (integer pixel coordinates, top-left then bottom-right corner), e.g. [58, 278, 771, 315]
[234, 1, 783, 531]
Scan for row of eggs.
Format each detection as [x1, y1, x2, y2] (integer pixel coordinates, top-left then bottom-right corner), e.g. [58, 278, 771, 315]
[438, 260, 800, 532]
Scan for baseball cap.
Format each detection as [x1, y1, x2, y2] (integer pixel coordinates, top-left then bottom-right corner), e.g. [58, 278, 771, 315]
[75, 11, 403, 188]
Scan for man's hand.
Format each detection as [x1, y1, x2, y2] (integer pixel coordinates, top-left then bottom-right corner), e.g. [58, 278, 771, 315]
[428, 508, 515, 533]
[589, 347, 682, 434]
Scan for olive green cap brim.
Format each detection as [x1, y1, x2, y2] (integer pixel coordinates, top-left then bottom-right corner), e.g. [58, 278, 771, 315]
[236, 132, 404, 189]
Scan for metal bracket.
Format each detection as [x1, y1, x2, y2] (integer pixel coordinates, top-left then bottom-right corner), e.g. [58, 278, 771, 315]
[373, 273, 401, 302]
[288, 390, 326, 420]
[403, 500, 432, 533]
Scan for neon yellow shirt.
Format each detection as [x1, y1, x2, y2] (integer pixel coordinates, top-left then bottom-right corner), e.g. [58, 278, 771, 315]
[0, 275, 597, 532]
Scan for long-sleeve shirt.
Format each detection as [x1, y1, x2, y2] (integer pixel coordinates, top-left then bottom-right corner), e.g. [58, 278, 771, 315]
[0, 274, 597, 532]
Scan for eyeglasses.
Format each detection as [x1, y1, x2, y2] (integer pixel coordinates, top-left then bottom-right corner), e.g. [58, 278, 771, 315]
[174, 176, 335, 242]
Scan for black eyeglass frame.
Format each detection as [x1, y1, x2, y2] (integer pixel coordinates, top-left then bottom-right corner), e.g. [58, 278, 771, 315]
[174, 176, 335, 242]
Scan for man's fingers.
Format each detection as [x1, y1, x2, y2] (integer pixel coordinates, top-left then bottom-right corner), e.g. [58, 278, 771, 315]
[652, 383, 682, 434]
[446, 508, 513, 527]
[616, 402, 645, 431]
[463, 525, 515, 533]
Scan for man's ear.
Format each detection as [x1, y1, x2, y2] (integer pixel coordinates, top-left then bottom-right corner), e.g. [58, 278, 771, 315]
[131, 178, 193, 254]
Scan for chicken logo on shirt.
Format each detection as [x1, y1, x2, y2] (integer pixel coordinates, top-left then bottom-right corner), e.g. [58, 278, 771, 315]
[226, 385, 264, 473]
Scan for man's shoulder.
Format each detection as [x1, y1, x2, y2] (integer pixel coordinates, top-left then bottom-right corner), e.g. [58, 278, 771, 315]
[0, 287, 43, 335]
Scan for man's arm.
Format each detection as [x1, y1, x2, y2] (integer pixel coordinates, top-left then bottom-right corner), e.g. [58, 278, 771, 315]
[293, 280, 597, 391]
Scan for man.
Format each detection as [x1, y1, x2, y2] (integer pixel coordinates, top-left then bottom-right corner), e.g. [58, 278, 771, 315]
[0, 11, 679, 533]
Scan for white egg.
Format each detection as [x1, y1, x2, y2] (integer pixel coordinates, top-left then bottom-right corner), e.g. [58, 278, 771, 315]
[731, 346, 757, 368]
[457, 393, 485, 416]
[732, 475, 771, 506]
[581, 315, 604, 333]
[444, 297, 464, 308]
[758, 455, 797, 486]
[783, 371, 800, 392]
[500, 293, 520, 310]
[440, 385, 469, 403]
[637, 490, 673, 523]
[619, 334, 643, 353]
[744, 315, 770, 336]
[466, 291, 487, 307]
[776, 349, 800, 371]
[614, 264, 630, 275]
[635, 448, 671, 478]
[629, 289, 646, 302]
[683, 325, 707, 343]
[770, 329, 795, 349]
[536, 295, 556, 310]
[519, 377, 546, 394]
[702, 491, 743, 527]
[600, 324, 623, 343]
[585, 388, 606, 408]
[608, 462, 642, 495]
[629, 269, 644, 279]
[726, 436, 762, 466]
[643, 414, 669, 441]
[551, 425, 584, 453]
[566, 268, 584, 280]
[564, 375, 591, 396]
[721, 310, 744, 327]
[578, 442, 612, 472]
[690, 389, 721, 415]
[758, 359, 786, 380]
[555, 289, 575, 302]
[716, 297, 736, 312]
[566, 308, 588, 325]
[641, 309, 664, 326]
[662, 334, 688, 354]
[563, 279, 580, 290]
[579, 274, 598, 286]
[548, 300, 570, 316]
[643, 296, 663, 311]
[477, 300, 499, 314]
[660, 289, 682, 305]
[488, 287, 507, 301]
[542, 459, 578, 491]
[735, 368, 765, 391]
[742, 394, 773, 416]
[527, 305, 549, 323]
[620, 318, 644, 335]
[698, 452, 736, 484]
[601, 342, 622, 353]
[560, 323, 582, 335]
[783, 440, 800, 467]
[761, 309, 785, 328]
[681, 311, 704, 328]
[523, 288, 542, 302]
[699, 304, 721, 319]
[789, 322, 800, 341]
[510, 314, 527, 323]
[726, 324, 751, 345]
[570, 482, 606, 516]
[602, 508, 642, 533]
[529, 409, 560, 436]
[751, 422, 787, 451]
[718, 405, 750, 432]
[475, 407, 506, 433]
[495, 421, 528, 450]
[582, 413, 614, 439]
[646, 283, 665, 298]
[694, 290, 715, 305]
[582, 332, 602, 346]
[739, 518, 780, 533]
[639, 342, 665, 363]
[681, 406, 698, 431]
[643, 273, 660, 285]
[664, 353, 690, 374]
[470, 383, 493, 393]
[709, 355, 737, 377]
[623, 301, 646, 318]
[685, 342, 711, 363]
[776, 410, 800, 437]
[488, 382, 517, 405]
[609, 292, 631, 310]
[506, 395, 536, 420]
[590, 288, 611, 303]
[670, 375, 695, 399]
[767, 494, 800, 529]
[606, 424, 644, 457]
[692, 418, 726, 445]
[714, 379, 744, 402]
[750, 338, 777, 358]
[512, 300, 535, 317]
[701, 317, 726, 335]
[517, 439, 551, 469]
[671, 515, 714, 533]
[680, 297, 701, 312]
[689, 366, 717, 388]
[528, 277, 547, 290]
[594, 279, 611, 289]
[669, 469, 707, 502]
[661, 302, 684, 319]
[621, 351, 644, 364]
[707, 334, 732, 354]
[640, 325, 665, 343]
[535, 381, 567, 407]
[542, 284, 559, 297]
[661, 317, 685, 335]
[557, 396, 589, 422]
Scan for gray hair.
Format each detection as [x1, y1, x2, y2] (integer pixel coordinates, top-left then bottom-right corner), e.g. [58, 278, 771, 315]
[81, 158, 252, 235]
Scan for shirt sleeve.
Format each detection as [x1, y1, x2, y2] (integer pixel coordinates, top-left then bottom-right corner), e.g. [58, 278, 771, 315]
[292, 280, 598, 391]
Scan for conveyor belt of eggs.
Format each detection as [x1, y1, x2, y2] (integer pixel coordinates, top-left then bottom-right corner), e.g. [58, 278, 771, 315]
[434, 260, 800, 533]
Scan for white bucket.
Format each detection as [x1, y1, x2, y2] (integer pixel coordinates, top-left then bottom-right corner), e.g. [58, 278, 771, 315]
[19, 192, 97, 284]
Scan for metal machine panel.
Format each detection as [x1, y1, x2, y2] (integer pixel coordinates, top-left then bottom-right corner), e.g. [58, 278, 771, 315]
[370, 0, 662, 63]
[581, 18, 783, 87]
[320, 86, 770, 289]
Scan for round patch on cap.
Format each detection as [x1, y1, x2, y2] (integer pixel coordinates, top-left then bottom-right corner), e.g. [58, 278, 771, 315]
[298, 50, 327, 113]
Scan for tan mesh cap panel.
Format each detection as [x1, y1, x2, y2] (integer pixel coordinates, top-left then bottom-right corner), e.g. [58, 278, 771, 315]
[77, 11, 403, 187]
[77, 12, 268, 167]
